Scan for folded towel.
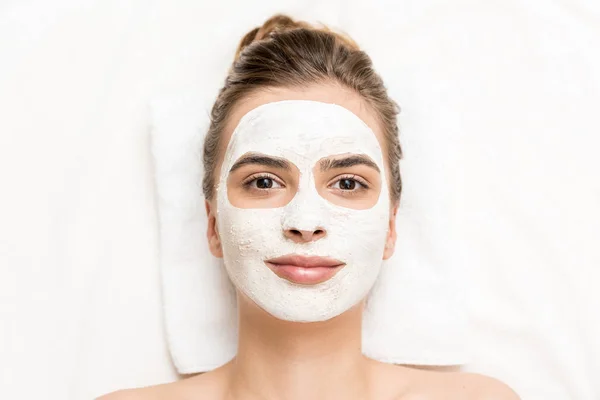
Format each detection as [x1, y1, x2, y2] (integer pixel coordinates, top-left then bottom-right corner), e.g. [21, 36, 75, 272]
[149, 92, 467, 374]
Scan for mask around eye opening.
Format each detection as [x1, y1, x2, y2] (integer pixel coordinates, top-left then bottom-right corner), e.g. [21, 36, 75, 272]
[215, 100, 390, 322]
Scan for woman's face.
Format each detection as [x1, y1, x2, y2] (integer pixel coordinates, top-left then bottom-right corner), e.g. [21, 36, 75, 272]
[206, 84, 398, 322]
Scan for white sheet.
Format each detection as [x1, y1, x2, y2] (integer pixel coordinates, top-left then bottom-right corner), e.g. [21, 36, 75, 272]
[1, 1, 598, 399]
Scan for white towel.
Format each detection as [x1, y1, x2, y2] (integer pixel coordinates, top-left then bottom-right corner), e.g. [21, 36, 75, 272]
[149, 91, 467, 374]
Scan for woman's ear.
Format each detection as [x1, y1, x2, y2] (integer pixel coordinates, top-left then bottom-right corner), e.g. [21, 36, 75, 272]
[383, 203, 398, 260]
[205, 200, 223, 258]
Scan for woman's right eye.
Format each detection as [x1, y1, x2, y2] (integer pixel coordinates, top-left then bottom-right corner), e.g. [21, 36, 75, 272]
[243, 175, 284, 190]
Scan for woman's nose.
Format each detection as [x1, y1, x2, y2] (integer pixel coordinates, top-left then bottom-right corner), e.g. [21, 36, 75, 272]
[283, 227, 326, 243]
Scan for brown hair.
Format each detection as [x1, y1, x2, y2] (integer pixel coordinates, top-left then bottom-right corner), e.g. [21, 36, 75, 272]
[202, 14, 402, 203]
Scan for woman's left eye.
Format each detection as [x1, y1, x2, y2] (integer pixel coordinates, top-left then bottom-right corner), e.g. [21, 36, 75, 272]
[330, 177, 367, 191]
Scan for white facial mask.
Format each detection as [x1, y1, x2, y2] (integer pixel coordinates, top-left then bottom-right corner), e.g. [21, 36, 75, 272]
[216, 100, 390, 322]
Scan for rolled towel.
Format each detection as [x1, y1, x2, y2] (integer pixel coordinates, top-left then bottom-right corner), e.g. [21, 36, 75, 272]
[149, 92, 467, 374]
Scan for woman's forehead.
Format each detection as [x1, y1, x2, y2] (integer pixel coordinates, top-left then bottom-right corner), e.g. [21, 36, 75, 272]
[221, 85, 387, 155]
[222, 100, 385, 174]
[222, 85, 385, 143]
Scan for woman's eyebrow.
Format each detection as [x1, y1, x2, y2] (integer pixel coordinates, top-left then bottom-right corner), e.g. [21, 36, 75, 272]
[229, 153, 292, 172]
[319, 155, 380, 173]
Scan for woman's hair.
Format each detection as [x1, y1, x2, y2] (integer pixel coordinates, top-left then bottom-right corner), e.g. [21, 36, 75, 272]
[202, 14, 403, 203]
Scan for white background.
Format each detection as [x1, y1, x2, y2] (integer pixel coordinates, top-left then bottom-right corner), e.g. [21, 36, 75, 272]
[1, 0, 598, 399]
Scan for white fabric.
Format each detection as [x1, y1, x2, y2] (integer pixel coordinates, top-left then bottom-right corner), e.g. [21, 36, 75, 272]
[1, 1, 599, 399]
[150, 94, 466, 373]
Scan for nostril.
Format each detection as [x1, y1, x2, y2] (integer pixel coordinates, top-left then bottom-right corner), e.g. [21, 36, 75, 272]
[285, 228, 326, 242]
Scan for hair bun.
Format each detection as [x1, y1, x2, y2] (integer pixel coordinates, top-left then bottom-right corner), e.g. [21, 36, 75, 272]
[256, 14, 310, 39]
[234, 14, 311, 61]
[234, 14, 360, 64]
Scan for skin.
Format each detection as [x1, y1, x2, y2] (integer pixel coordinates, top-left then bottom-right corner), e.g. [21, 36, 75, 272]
[97, 83, 520, 400]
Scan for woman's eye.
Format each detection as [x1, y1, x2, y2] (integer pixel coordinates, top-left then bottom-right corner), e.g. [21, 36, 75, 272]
[246, 176, 283, 190]
[332, 178, 365, 191]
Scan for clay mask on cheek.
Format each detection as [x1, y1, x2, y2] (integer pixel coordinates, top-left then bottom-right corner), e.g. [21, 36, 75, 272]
[216, 100, 390, 322]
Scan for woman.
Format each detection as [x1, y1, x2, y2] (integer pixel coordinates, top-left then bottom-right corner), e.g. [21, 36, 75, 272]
[100, 14, 519, 400]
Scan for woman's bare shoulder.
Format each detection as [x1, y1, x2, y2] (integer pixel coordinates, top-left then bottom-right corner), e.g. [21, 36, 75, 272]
[96, 387, 155, 400]
[398, 366, 521, 400]
[368, 361, 519, 400]
[95, 384, 168, 400]
[441, 371, 520, 399]
[95, 370, 226, 400]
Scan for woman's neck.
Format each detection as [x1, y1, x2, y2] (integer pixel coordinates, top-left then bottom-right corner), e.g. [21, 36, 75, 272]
[225, 294, 371, 400]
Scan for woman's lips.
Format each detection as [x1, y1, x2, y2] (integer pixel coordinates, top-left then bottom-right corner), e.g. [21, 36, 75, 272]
[264, 254, 345, 285]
